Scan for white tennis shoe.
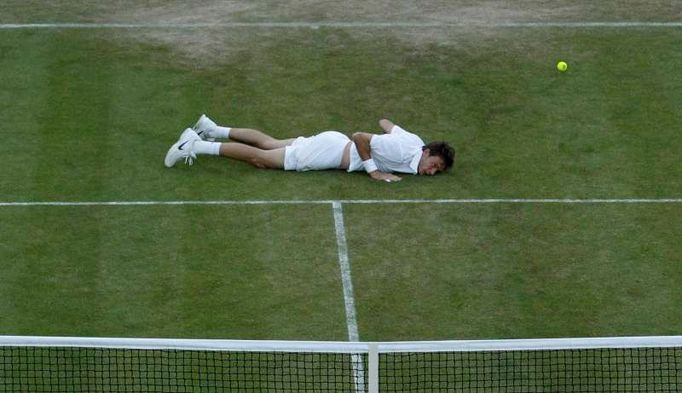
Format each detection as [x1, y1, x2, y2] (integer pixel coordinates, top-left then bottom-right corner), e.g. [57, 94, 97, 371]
[164, 128, 201, 168]
[192, 114, 217, 141]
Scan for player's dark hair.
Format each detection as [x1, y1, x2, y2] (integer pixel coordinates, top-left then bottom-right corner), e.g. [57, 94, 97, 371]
[423, 142, 455, 170]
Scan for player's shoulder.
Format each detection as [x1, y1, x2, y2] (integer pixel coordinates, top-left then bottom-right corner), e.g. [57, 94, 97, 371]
[391, 125, 424, 145]
[392, 124, 422, 139]
[391, 125, 409, 135]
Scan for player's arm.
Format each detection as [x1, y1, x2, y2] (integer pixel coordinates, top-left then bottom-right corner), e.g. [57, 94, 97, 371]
[379, 119, 395, 133]
[351, 132, 402, 182]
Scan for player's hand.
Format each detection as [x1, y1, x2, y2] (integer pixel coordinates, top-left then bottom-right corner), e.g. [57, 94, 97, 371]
[369, 171, 402, 183]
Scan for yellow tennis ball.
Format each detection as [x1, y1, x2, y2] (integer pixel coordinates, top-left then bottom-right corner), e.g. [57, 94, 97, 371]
[557, 61, 568, 72]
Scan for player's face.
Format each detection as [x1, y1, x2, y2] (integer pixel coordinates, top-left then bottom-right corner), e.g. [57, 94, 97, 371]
[418, 153, 446, 176]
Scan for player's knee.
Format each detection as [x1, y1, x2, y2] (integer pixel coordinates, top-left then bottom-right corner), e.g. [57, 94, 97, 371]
[250, 153, 278, 169]
[249, 157, 267, 168]
[249, 149, 283, 169]
[259, 141, 277, 150]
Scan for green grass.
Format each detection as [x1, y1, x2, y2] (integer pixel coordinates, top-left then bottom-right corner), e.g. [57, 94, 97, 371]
[0, 205, 347, 340]
[1, 28, 681, 201]
[0, 20, 680, 343]
[346, 203, 682, 340]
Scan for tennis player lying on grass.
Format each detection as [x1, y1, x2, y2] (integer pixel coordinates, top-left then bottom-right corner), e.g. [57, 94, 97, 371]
[164, 115, 455, 182]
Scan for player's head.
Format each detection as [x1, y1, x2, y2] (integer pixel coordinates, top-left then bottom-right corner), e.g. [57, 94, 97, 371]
[418, 142, 455, 176]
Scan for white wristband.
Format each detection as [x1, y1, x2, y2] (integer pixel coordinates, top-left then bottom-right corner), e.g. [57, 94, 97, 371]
[363, 159, 378, 173]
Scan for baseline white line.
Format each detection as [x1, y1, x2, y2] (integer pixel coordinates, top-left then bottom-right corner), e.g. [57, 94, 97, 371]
[342, 198, 682, 204]
[0, 22, 681, 29]
[0, 199, 681, 207]
[331, 201, 365, 392]
[0, 200, 329, 206]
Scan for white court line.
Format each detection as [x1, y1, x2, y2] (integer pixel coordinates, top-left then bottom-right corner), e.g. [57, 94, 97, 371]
[0, 22, 681, 29]
[0, 199, 681, 207]
[331, 201, 361, 342]
[331, 201, 365, 392]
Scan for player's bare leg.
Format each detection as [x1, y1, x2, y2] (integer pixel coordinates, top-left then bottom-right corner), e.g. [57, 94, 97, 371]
[167, 114, 293, 169]
[229, 128, 296, 150]
[165, 127, 286, 169]
[218, 143, 286, 169]
[193, 114, 295, 150]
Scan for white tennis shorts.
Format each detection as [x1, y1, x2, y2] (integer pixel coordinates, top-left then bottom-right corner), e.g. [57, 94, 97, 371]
[283, 131, 350, 171]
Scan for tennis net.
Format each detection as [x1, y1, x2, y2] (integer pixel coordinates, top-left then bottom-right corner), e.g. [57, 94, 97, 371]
[1, 335, 680, 392]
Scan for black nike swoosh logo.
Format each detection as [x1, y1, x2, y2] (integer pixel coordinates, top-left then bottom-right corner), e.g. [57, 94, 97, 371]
[178, 141, 189, 150]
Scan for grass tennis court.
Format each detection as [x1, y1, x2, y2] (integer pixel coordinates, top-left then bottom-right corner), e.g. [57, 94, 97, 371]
[0, 205, 347, 340]
[0, 2, 680, 345]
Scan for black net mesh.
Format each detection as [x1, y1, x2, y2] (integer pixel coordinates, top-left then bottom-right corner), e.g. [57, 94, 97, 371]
[380, 347, 680, 392]
[0, 347, 366, 392]
[1, 345, 680, 392]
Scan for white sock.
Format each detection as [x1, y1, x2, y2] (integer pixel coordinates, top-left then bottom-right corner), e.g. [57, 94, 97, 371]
[211, 126, 231, 139]
[193, 141, 221, 156]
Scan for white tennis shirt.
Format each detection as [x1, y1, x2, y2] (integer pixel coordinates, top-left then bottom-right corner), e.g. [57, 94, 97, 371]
[348, 125, 425, 174]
